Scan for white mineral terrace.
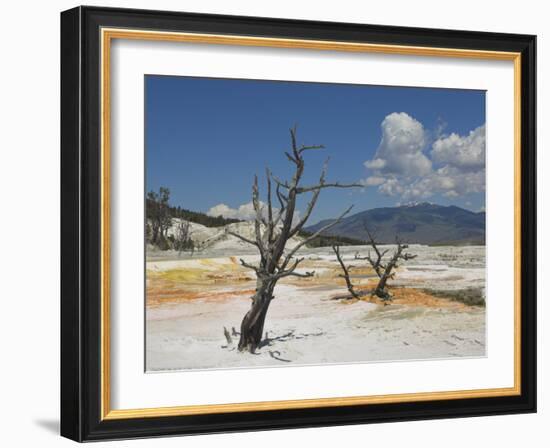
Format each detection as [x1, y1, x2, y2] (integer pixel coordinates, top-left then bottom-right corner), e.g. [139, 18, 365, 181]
[146, 245, 486, 371]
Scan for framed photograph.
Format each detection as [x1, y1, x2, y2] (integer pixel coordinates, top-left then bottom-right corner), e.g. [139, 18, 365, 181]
[61, 6, 536, 441]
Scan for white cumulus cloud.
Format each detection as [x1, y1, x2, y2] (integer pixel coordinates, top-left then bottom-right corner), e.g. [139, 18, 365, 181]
[378, 178, 405, 196]
[364, 158, 386, 170]
[362, 112, 486, 203]
[388, 164, 485, 201]
[363, 112, 432, 177]
[431, 125, 486, 169]
[207, 201, 301, 223]
[362, 176, 386, 186]
[207, 202, 262, 221]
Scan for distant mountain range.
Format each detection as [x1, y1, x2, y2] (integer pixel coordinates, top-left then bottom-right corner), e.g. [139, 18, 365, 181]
[305, 203, 485, 245]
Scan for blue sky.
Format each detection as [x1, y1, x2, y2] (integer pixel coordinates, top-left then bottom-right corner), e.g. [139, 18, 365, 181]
[145, 75, 486, 224]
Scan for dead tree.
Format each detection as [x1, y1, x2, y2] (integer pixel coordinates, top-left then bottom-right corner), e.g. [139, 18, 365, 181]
[356, 224, 416, 300]
[355, 225, 388, 278]
[146, 187, 172, 246]
[229, 127, 360, 352]
[373, 238, 417, 299]
[332, 245, 360, 299]
[174, 219, 194, 255]
[223, 327, 232, 345]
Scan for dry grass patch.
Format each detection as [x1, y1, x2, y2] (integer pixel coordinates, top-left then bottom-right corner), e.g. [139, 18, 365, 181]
[390, 288, 470, 308]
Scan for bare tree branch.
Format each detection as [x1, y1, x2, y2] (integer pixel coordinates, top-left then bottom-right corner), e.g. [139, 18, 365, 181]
[356, 223, 389, 277]
[287, 158, 328, 237]
[223, 327, 232, 345]
[251, 175, 267, 258]
[279, 255, 305, 272]
[282, 204, 354, 268]
[272, 185, 287, 229]
[296, 181, 364, 194]
[290, 125, 300, 160]
[278, 270, 315, 279]
[266, 168, 274, 244]
[272, 256, 315, 279]
[272, 174, 291, 190]
[238, 258, 260, 273]
[275, 183, 287, 208]
[226, 230, 258, 247]
[284, 151, 298, 164]
[332, 245, 361, 299]
[298, 143, 324, 154]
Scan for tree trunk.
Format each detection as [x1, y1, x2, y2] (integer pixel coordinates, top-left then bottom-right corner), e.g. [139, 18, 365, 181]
[377, 276, 389, 294]
[238, 278, 275, 352]
[151, 224, 160, 245]
[374, 267, 393, 299]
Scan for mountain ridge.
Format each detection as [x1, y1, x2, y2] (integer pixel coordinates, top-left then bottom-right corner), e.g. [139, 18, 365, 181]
[305, 203, 485, 245]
